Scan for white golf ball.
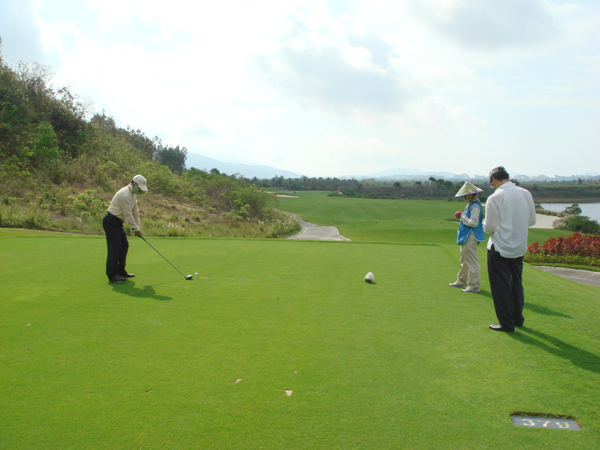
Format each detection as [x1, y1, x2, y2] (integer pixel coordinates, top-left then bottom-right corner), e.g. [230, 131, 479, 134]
[195, 272, 198, 276]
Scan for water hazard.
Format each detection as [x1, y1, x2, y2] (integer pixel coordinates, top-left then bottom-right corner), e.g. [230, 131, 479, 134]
[540, 203, 600, 222]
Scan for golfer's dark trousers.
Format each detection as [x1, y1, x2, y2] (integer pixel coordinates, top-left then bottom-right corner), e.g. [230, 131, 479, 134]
[103, 212, 129, 279]
[487, 244, 525, 331]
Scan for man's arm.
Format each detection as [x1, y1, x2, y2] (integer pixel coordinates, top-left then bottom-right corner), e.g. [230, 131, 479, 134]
[119, 195, 140, 232]
[483, 196, 500, 234]
[132, 200, 141, 228]
[132, 200, 142, 237]
[525, 191, 536, 227]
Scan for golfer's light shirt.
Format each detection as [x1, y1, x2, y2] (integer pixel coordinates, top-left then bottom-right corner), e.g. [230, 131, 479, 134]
[483, 182, 536, 258]
[107, 185, 141, 232]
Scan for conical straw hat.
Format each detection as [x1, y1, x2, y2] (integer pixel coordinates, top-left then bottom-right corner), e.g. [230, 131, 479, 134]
[455, 181, 483, 197]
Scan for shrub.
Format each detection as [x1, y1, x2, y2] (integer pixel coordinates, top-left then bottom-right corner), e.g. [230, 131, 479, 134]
[32, 123, 61, 168]
[524, 252, 600, 268]
[70, 189, 108, 218]
[564, 203, 582, 215]
[525, 232, 600, 267]
[556, 215, 600, 234]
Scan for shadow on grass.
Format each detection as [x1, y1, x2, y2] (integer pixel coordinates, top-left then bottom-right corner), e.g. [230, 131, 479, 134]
[475, 290, 492, 300]
[525, 302, 572, 319]
[472, 294, 570, 321]
[110, 281, 172, 301]
[510, 327, 600, 374]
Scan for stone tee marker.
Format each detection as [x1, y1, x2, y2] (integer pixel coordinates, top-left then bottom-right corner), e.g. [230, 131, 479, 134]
[511, 415, 580, 430]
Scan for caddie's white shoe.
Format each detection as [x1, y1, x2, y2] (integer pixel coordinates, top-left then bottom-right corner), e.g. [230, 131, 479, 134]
[449, 282, 467, 288]
[462, 287, 480, 293]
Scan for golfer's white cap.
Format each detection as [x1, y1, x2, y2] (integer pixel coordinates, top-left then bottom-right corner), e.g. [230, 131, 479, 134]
[132, 175, 148, 191]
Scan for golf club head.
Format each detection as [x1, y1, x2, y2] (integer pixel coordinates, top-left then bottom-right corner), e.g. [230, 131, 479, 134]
[185, 275, 193, 280]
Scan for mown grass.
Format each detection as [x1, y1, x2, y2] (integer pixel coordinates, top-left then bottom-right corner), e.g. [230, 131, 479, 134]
[276, 190, 573, 245]
[1, 195, 598, 449]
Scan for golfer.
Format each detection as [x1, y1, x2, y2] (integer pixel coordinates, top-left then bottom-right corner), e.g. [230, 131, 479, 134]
[484, 166, 536, 332]
[103, 175, 148, 282]
[450, 181, 485, 293]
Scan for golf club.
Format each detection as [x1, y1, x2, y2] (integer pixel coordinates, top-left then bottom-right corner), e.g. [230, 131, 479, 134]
[140, 236, 193, 280]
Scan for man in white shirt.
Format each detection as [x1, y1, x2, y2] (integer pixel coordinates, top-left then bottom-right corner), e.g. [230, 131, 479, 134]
[103, 175, 148, 282]
[483, 166, 536, 332]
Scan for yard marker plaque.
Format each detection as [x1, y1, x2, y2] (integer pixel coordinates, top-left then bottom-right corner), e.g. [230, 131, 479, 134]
[511, 415, 580, 430]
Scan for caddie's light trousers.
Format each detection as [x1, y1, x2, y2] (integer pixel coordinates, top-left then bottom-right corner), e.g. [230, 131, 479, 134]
[456, 233, 481, 289]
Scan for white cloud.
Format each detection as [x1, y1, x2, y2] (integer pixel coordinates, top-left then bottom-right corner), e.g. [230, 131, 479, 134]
[1, 0, 597, 177]
[277, 134, 408, 177]
[399, 96, 489, 138]
[421, 0, 560, 50]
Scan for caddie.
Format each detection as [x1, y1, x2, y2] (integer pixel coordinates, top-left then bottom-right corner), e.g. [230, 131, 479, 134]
[449, 181, 485, 293]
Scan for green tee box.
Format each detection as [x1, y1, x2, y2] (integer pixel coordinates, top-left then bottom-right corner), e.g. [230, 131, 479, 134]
[1, 220, 599, 449]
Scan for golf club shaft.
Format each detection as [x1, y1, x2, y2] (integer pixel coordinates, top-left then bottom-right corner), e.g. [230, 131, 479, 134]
[140, 236, 187, 278]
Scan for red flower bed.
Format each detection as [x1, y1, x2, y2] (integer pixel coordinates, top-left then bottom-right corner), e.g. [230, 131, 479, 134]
[527, 233, 600, 259]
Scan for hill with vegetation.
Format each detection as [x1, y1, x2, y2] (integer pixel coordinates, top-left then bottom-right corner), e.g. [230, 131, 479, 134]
[0, 39, 299, 238]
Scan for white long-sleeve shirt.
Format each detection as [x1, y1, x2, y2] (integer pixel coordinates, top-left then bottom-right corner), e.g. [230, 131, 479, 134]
[107, 185, 141, 232]
[483, 182, 536, 258]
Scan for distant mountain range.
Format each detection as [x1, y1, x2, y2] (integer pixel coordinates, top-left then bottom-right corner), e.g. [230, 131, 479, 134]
[348, 169, 600, 181]
[186, 153, 301, 179]
[348, 168, 477, 181]
[512, 172, 600, 182]
[186, 153, 599, 181]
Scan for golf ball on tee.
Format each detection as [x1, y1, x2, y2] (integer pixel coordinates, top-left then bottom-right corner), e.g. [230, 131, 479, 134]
[195, 272, 198, 276]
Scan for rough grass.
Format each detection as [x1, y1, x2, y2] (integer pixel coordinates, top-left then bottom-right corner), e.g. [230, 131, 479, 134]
[0, 192, 300, 239]
[1, 195, 599, 449]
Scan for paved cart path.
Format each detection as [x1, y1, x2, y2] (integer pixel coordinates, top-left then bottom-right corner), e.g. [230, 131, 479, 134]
[534, 266, 600, 288]
[288, 221, 350, 241]
[530, 214, 559, 229]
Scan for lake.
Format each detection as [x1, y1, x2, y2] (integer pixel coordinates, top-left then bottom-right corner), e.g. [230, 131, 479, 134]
[540, 203, 600, 221]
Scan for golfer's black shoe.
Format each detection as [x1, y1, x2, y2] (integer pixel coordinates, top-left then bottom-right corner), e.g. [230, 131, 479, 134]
[120, 273, 135, 278]
[109, 275, 127, 282]
[489, 324, 514, 332]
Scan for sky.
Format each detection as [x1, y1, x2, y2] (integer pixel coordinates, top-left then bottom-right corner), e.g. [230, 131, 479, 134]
[0, 0, 598, 178]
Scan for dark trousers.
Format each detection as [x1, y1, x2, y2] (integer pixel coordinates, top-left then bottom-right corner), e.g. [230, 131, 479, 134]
[103, 213, 129, 279]
[487, 245, 525, 331]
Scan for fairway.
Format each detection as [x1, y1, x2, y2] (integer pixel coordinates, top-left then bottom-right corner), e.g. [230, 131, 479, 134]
[275, 191, 573, 245]
[1, 202, 599, 448]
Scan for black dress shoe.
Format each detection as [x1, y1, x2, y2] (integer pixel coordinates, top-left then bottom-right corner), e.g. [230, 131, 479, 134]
[109, 275, 127, 282]
[489, 324, 514, 332]
[120, 273, 135, 278]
